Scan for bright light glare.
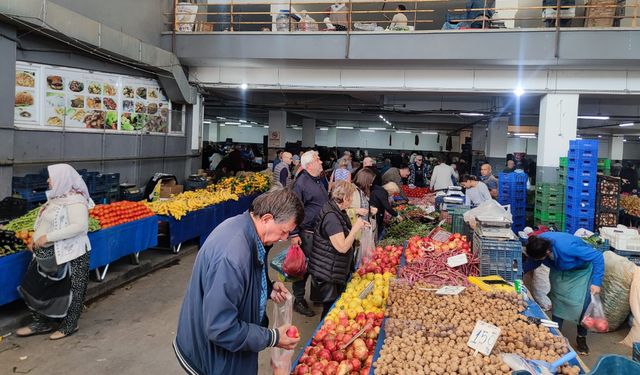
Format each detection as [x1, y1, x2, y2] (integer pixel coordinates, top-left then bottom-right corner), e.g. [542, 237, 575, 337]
[514, 87, 525, 97]
[240, 83, 248, 90]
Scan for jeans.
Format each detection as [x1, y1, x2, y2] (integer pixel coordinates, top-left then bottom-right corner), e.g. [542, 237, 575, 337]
[292, 231, 315, 302]
[552, 287, 591, 337]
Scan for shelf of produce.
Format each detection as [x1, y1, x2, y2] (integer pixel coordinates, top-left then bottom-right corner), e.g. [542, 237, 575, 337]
[87, 214, 158, 271]
[0, 251, 32, 306]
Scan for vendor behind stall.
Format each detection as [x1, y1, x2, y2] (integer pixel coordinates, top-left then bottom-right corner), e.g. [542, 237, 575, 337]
[524, 232, 605, 355]
[459, 175, 492, 207]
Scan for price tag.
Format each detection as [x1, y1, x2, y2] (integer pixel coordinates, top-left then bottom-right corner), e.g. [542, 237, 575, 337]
[447, 253, 468, 268]
[467, 321, 501, 356]
[435, 285, 466, 295]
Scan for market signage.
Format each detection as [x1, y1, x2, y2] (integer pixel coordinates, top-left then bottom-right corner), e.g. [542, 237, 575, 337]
[15, 62, 176, 134]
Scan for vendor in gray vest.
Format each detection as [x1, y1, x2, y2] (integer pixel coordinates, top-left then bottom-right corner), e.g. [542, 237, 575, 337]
[309, 180, 369, 318]
[524, 233, 605, 355]
[291, 150, 329, 317]
[272, 151, 293, 188]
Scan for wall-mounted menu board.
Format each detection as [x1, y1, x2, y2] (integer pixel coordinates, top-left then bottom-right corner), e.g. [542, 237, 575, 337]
[15, 62, 176, 134]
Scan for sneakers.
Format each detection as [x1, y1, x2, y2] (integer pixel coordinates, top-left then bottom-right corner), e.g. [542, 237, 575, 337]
[294, 299, 316, 317]
[576, 336, 589, 355]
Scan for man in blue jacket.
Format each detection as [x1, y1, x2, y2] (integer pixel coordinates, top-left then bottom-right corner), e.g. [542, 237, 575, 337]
[524, 232, 605, 355]
[173, 189, 304, 374]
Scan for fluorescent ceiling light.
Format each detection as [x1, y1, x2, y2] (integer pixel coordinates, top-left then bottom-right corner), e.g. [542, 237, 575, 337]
[577, 115, 610, 120]
[619, 123, 634, 127]
[239, 120, 247, 123]
[623, 139, 628, 142]
[379, 115, 384, 119]
[224, 122, 240, 125]
[203, 120, 212, 124]
[521, 136, 537, 139]
[514, 133, 536, 136]
[263, 126, 269, 128]
[514, 87, 525, 97]
[598, 135, 602, 138]
[396, 130, 411, 134]
[421, 131, 438, 135]
[240, 83, 248, 90]
[239, 124, 252, 128]
[459, 112, 484, 117]
[336, 126, 354, 130]
[219, 124, 226, 127]
[370, 127, 387, 131]
[216, 116, 226, 120]
[360, 129, 375, 133]
[250, 121, 257, 124]
[319, 127, 329, 131]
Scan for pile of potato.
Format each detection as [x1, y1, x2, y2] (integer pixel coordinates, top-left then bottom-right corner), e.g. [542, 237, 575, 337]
[374, 282, 581, 375]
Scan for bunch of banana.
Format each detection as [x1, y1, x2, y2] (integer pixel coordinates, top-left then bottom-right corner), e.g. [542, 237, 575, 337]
[145, 189, 239, 220]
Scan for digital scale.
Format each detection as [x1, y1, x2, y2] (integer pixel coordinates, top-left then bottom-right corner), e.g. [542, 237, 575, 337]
[475, 216, 515, 239]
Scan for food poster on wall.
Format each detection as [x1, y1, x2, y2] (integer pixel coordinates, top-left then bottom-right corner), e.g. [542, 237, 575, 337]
[65, 72, 87, 128]
[44, 71, 66, 127]
[15, 66, 39, 124]
[121, 79, 171, 133]
[103, 78, 119, 130]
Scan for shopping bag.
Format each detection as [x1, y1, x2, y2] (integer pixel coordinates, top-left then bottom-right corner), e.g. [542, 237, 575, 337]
[269, 249, 301, 282]
[282, 244, 306, 278]
[271, 296, 294, 375]
[581, 293, 609, 333]
[356, 226, 375, 267]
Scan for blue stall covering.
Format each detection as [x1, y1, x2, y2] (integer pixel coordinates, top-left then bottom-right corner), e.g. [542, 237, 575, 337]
[0, 251, 32, 305]
[88, 215, 158, 270]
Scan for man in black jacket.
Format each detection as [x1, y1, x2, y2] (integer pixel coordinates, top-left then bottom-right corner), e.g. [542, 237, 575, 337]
[290, 151, 329, 317]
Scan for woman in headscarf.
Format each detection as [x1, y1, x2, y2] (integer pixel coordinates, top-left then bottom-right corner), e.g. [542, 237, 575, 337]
[16, 164, 93, 340]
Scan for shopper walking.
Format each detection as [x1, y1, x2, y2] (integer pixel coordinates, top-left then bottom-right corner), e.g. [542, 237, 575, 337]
[272, 151, 293, 188]
[309, 180, 369, 318]
[408, 155, 429, 188]
[16, 164, 93, 340]
[350, 168, 378, 231]
[479, 163, 499, 198]
[173, 189, 303, 375]
[329, 158, 351, 191]
[370, 182, 400, 240]
[429, 158, 456, 192]
[459, 175, 493, 206]
[291, 151, 329, 317]
[524, 232, 605, 355]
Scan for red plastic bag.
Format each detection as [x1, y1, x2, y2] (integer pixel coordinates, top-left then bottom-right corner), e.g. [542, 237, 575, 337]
[581, 293, 609, 333]
[282, 244, 306, 278]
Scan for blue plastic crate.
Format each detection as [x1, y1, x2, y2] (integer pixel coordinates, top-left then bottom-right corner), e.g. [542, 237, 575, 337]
[567, 164, 597, 179]
[565, 216, 594, 233]
[185, 179, 208, 191]
[588, 354, 640, 374]
[474, 233, 523, 282]
[566, 199, 597, 212]
[101, 173, 120, 189]
[569, 139, 599, 153]
[565, 184, 594, 200]
[612, 249, 640, 266]
[12, 174, 48, 190]
[498, 172, 528, 183]
[566, 175, 597, 190]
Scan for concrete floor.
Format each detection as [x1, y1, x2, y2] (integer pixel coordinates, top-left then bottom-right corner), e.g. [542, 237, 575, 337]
[0, 246, 633, 374]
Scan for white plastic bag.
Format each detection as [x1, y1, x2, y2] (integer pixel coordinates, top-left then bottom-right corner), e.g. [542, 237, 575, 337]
[463, 200, 512, 229]
[581, 293, 609, 333]
[271, 296, 293, 375]
[357, 226, 375, 267]
[621, 267, 640, 347]
[532, 265, 552, 311]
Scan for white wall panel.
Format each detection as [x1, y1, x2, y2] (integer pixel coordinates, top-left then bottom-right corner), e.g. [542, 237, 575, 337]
[555, 71, 628, 91]
[279, 69, 341, 87]
[340, 70, 405, 88]
[219, 68, 279, 85]
[404, 69, 474, 90]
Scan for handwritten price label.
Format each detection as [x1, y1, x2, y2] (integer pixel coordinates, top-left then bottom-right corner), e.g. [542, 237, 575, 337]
[447, 253, 468, 268]
[467, 320, 501, 356]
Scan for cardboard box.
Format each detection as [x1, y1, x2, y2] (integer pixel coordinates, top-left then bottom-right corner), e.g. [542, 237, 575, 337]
[160, 180, 184, 198]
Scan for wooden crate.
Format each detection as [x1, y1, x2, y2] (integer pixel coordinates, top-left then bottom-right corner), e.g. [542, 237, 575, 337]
[585, 0, 618, 27]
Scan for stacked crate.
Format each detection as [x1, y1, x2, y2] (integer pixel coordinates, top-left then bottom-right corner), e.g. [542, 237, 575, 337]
[473, 233, 523, 282]
[595, 175, 621, 228]
[598, 158, 611, 176]
[102, 173, 121, 202]
[565, 140, 599, 233]
[449, 205, 472, 239]
[12, 173, 48, 209]
[534, 183, 565, 230]
[498, 172, 527, 232]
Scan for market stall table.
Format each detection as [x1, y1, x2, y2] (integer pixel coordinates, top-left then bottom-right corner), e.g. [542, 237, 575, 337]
[88, 214, 158, 281]
[0, 251, 31, 306]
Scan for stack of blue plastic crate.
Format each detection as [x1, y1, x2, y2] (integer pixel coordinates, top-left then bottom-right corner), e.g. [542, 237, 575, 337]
[102, 173, 121, 202]
[498, 172, 527, 232]
[12, 173, 48, 209]
[79, 170, 107, 203]
[565, 140, 598, 233]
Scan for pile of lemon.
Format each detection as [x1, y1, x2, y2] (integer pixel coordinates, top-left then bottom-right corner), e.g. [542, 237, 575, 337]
[327, 272, 394, 321]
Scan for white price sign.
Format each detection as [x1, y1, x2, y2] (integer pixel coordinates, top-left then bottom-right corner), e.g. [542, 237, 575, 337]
[435, 286, 466, 296]
[447, 253, 468, 268]
[467, 321, 501, 356]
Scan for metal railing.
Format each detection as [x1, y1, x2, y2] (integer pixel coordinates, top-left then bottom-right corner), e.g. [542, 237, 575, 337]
[167, 0, 638, 32]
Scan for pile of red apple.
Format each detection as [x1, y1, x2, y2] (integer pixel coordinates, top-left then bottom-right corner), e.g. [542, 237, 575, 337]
[356, 245, 403, 276]
[293, 311, 384, 375]
[405, 233, 471, 263]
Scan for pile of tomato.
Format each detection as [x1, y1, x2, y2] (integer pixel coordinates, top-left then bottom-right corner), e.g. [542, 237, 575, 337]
[90, 201, 154, 228]
[405, 233, 471, 263]
[402, 185, 430, 198]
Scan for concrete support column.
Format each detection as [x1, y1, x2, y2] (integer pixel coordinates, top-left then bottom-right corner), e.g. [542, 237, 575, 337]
[536, 93, 579, 184]
[485, 117, 509, 173]
[610, 136, 624, 161]
[0, 24, 17, 197]
[327, 127, 338, 147]
[268, 111, 287, 161]
[302, 118, 316, 148]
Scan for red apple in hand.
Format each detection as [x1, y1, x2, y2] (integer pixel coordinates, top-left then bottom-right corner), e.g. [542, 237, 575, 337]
[287, 326, 300, 339]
